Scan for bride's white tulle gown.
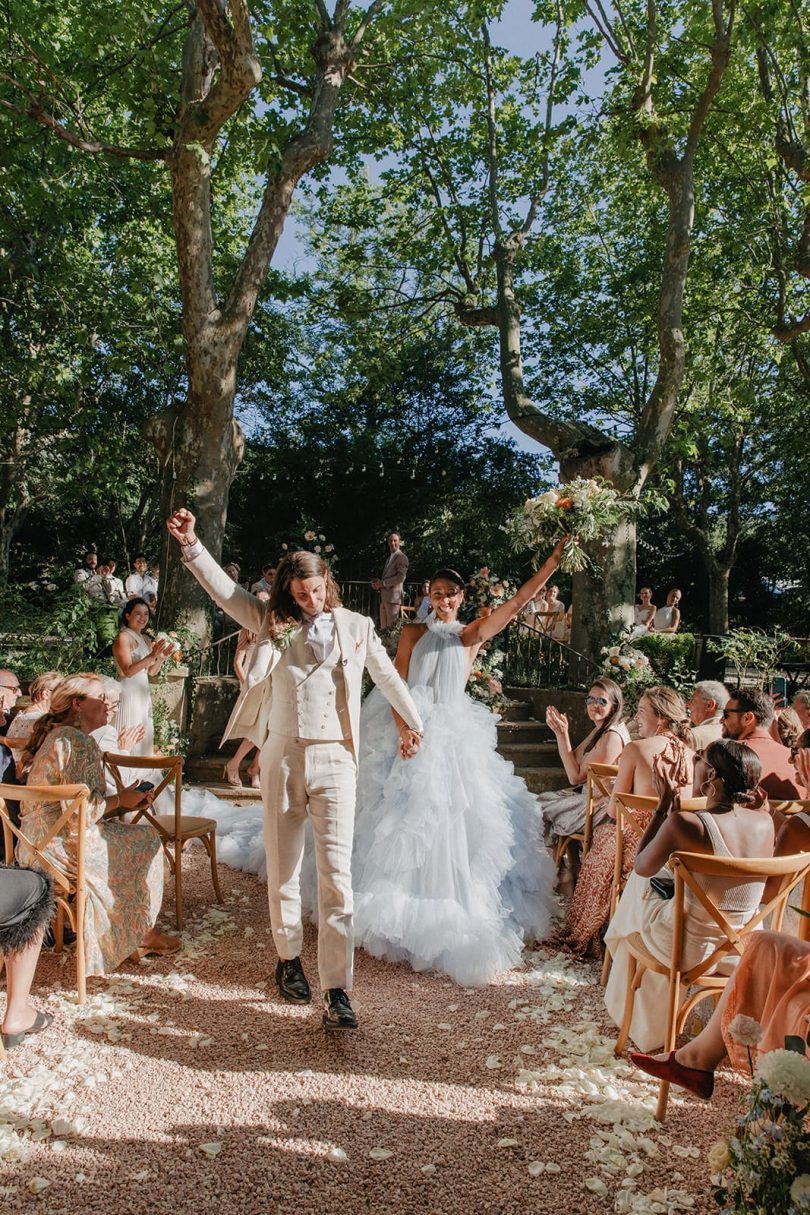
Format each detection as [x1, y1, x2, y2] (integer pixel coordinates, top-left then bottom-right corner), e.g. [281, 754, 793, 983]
[351, 617, 557, 985]
[197, 616, 557, 986]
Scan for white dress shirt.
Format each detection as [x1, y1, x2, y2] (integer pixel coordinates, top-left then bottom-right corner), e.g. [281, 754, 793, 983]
[303, 612, 335, 663]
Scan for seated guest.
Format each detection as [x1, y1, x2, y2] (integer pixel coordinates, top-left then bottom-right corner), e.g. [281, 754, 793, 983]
[605, 740, 773, 1051]
[0, 865, 54, 1049]
[250, 562, 275, 595]
[650, 588, 682, 633]
[721, 687, 802, 799]
[796, 731, 810, 795]
[0, 669, 22, 734]
[89, 676, 146, 797]
[772, 705, 801, 754]
[554, 687, 694, 957]
[19, 674, 178, 974]
[0, 738, 20, 829]
[540, 678, 629, 852]
[793, 690, 810, 732]
[630, 931, 810, 1099]
[5, 672, 62, 755]
[687, 680, 728, 753]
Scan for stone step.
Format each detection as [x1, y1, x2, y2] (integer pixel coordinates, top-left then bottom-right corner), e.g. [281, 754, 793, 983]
[513, 766, 571, 795]
[496, 719, 553, 746]
[190, 780, 263, 804]
[499, 698, 532, 721]
[497, 742, 560, 768]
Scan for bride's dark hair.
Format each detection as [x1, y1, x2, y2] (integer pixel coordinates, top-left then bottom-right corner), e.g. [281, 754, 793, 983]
[429, 569, 465, 591]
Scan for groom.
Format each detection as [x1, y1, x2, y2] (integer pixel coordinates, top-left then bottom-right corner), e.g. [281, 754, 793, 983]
[166, 508, 424, 1030]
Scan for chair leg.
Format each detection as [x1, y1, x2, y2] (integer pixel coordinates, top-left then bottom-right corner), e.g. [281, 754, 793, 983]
[75, 891, 86, 1006]
[600, 946, 613, 987]
[173, 842, 184, 931]
[54, 903, 64, 952]
[655, 976, 681, 1123]
[203, 831, 224, 904]
[614, 955, 641, 1055]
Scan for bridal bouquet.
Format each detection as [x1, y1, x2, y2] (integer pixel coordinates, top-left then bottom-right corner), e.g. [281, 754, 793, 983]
[505, 477, 640, 573]
[710, 1021, 810, 1214]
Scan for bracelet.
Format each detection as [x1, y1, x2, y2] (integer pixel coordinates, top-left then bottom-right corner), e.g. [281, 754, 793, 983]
[179, 534, 198, 547]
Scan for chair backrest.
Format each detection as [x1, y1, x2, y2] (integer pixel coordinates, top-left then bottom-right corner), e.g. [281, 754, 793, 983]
[103, 752, 183, 838]
[588, 762, 619, 802]
[668, 850, 810, 983]
[770, 798, 810, 816]
[614, 792, 658, 838]
[0, 782, 90, 893]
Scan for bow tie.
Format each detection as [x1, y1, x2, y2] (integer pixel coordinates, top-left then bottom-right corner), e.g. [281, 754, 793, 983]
[302, 611, 334, 662]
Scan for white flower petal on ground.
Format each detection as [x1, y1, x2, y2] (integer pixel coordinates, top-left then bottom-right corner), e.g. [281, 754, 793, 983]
[369, 1147, 393, 1160]
[27, 1178, 50, 1194]
[420, 1163, 436, 1175]
[485, 1055, 502, 1070]
[496, 1138, 519, 1148]
[198, 1142, 222, 1157]
[327, 1147, 348, 1163]
[527, 1162, 545, 1176]
[585, 1177, 609, 1197]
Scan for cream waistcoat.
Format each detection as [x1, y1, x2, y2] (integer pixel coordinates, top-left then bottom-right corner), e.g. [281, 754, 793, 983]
[267, 626, 350, 741]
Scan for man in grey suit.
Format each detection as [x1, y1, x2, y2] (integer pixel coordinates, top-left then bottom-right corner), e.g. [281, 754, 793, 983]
[167, 508, 423, 1031]
[372, 531, 409, 629]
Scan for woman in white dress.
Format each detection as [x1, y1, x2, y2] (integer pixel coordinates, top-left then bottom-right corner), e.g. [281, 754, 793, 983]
[650, 588, 681, 633]
[604, 739, 773, 1051]
[112, 598, 173, 756]
[351, 542, 565, 987]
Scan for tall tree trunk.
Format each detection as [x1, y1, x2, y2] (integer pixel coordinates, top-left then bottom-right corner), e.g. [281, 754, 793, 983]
[706, 561, 730, 634]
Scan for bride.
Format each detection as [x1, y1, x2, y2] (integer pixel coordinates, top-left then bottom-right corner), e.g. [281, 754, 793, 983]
[351, 542, 565, 986]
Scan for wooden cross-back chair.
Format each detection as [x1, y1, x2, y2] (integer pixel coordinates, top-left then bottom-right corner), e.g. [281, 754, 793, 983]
[552, 762, 619, 872]
[613, 849, 810, 1122]
[599, 793, 709, 985]
[103, 753, 222, 929]
[769, 798, 810, 940]
[0, 782, 89, 1005]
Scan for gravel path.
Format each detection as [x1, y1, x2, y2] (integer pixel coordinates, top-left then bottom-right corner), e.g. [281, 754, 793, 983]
[1, 854, 745, 1214]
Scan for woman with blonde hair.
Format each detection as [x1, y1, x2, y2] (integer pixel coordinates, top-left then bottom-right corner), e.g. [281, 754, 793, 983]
[554, 686, 694, 957]
[5, 671, 62, 756]
[19, 673, 178, 974]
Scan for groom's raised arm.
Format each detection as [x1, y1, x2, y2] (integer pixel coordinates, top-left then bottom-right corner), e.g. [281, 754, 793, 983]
[166, 507, 266, 636]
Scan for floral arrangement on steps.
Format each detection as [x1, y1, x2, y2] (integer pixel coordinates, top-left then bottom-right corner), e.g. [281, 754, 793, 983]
[505, 477, 644, 573]
[709, 1016, 810, 1214]
[467, 643, 506, 713]
[600, 635, 656, 715]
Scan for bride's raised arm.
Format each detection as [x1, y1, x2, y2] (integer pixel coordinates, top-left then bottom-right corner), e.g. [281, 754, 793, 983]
[461, 539, 567, 648]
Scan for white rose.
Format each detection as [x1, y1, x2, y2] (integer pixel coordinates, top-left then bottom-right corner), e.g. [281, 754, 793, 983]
[728, 1014, 763, 1047]
[304, 530, 316, 541]
[325, 544, 334, 553]
[706, 1140, 730, 1173]
[538, 489, 560, 506]
[314, 546, 322, 554]
[791, 1175, 810, 1205]
[754, 1048, 810, 1106]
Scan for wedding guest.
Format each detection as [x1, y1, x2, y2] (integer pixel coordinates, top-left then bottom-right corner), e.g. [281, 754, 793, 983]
[372, 532, 409, 629]
[605, 740, 772, 1051]
[19, 673, 179, 972]
[720, 687, 801, 799]
[0, 738, 20, 827]
[540, 678, 629, 853]
[0, 669, 22, 734]
[546, 585, 567, 641]
[125, 554, 149, 598]
[650, 588, 681, 633]
[5, 672, 63, 756]
[251, 563, 275, 595]
[686, 680, 728, 753]
[633, 587, 656, 630]
[630, 931, 810, 1099]
[100, 558, 127, 605]
[223, 590, 272, 789]
[0, 865, 54, 1049]
[793, 690, 810, 732]
[112, 599, 173, 757]
[415, 579, 432, 623]
[145, 560, 160, 601]
[89, 676, 146, 796]
[73, 551, 98, 584]
[555, 687, 694, 957]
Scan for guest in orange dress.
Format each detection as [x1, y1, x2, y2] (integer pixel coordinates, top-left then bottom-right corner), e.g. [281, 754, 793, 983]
[630, 931, 810, 1099]
[554, 687, 694, 957]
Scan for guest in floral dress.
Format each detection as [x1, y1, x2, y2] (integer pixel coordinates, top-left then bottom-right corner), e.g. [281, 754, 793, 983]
[553, 687, 694, 957]
[19, 674, 178, 975]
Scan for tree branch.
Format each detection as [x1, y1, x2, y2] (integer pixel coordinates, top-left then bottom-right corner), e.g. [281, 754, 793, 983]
[351, 0, 388, 49]
[481, 23, 501, 240]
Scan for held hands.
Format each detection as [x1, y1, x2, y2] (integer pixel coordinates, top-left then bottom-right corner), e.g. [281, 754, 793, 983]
[399, 726, 422, 761]
[166, 507, 197, 547]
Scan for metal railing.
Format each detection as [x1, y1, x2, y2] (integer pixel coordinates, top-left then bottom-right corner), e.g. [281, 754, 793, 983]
[194, 629, 240, 678]
[504, 620, 600, 690]
[339, 580, 423, 618]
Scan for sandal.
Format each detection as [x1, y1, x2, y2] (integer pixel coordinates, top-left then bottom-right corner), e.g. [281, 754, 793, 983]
[2, 1010, 54, 1050]
[130, 936, 182, 961]
[223, 764, 242, 788]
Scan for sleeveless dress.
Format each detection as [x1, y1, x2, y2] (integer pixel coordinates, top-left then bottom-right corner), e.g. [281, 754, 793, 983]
[652, 606, 676, 631]
[603, 811, 766, 1051]
[115, 627, 154, 756]
[351, 617, 557, 986]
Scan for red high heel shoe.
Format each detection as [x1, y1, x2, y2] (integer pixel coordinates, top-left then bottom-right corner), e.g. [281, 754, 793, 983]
[630, 1050, 715, 1100]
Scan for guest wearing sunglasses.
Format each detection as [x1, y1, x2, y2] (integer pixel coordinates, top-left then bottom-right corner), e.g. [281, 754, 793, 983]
[0, 670, 21, 735]
[720, 688, 801, 799]
[540, 679, 629, 869]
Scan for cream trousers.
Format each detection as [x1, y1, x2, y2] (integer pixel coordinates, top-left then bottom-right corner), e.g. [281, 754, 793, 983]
[261, 733, 357, 991]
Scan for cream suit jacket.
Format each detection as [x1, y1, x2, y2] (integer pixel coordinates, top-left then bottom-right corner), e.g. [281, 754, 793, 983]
[183, 544, 424, 755]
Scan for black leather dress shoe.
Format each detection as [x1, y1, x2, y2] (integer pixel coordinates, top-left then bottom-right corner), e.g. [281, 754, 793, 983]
[274, 957, 311, 1004]
[322, 988, 358, 1030]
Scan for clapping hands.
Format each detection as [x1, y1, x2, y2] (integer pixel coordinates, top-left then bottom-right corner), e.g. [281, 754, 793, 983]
[545, 706, 569, 738]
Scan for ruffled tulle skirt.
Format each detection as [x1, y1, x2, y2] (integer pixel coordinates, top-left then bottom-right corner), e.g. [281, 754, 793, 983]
[351, 686, 557, 986]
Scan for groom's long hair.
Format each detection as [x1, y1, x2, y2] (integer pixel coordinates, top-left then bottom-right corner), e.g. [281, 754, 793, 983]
[268, 551, 342, 621]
